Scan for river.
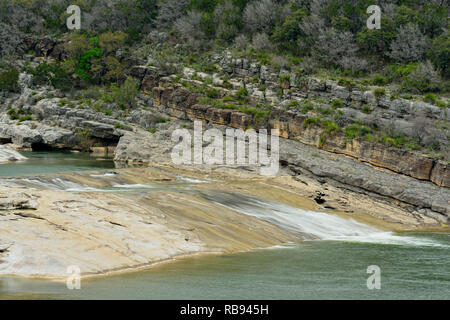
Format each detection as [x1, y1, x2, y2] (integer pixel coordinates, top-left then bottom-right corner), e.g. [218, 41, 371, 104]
[0, 152, 449, 300]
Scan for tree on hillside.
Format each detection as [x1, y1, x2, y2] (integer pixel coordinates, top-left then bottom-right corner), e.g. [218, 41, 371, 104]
[389, 24, 430, 64]
[243, 0, 283, 34]
[157, 0, 189, 28]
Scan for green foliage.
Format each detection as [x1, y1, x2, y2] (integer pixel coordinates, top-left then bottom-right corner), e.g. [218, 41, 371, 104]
[423, 93, 437, 104]
[303, 117, 322, 127]
[238, 104, 271, 122]
[429, 32, 450, 76]
[372, 76, 388, 86]
[321, 120, 339, 135]
[0, 68, 19, 92]
[356, 16, 397, 55]
[344, 124, 371, 139]
[361, 105, 371, 114]
[287, 100, 299, 108]
[299, 102, 315, 114]
[381, 135, 407, 148]
[337, 78, 356, 89]
[205, 87, 220, 99]
[331, 99, 343, 109]
[235, 87, 248, 103]
[373, 88, 386, 99]
[401, 61, 442, 94]
[76, 37, 103, 82]
[111, 77, 139, 108]
[332, 15, 353, 32]
[317, 106, 334, 116]
[29, 62, 72, 91]
[271, 9, 307, 52]
[18, 115, 32, 122]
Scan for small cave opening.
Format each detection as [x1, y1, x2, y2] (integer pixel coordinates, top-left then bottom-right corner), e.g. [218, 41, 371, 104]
[31, 142, 54, 151]
[0, 137, 12, 145]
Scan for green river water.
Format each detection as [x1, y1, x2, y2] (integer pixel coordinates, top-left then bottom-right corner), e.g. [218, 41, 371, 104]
[0, 152, 449, 300]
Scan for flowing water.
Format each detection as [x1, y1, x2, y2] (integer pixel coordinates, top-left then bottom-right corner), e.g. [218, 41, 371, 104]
[0, 151, 449, 300]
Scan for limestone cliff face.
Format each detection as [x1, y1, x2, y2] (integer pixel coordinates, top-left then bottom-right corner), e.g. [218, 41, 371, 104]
[152, 85, 449, 188]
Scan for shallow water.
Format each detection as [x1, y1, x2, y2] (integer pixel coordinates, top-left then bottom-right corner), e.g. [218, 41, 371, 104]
[0, 151, 115, 177]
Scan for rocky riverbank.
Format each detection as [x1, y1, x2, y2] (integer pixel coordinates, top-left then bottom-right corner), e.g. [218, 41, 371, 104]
[0, 165, 446, 280]
[0, 167, 300, 279]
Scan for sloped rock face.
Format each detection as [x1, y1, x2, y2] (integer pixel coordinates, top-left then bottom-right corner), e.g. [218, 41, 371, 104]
[151, 85, 449, 188]
[0, 145, 27, 163]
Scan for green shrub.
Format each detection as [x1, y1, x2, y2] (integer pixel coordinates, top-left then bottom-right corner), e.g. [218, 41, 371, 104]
[337, 78, 356, 89]
[423, 93, 437, 104]
[373, 88, 386, 99]
[361, 105, 372, 113]
[299, 102, 315, 114]
[205, 87, 220, 99]
[104, 109, 112, 116]
[30, 62, 72, 91]
[7, 109, 19, 120]
[381, 135, 406, 148]
[238, 105, 271, 122]
[401, 61, 442, 93]
[222, 94, 234, 102]
[402, 94, 414, 100]
[384, 63, 418, 82]
[18, 115, 32, 122]
[372, 75, 388, 85]
[0, 68, 19, 92]
[344, 124, 371, 139]
[222, 80, 233, 89]
[436, 100, 446, 108]
[303, 117, 322, 127]
[317, 106, 334, 115]
[429, 31, 449, 76]
[321, 120, 339, 135]
[111, 77, 139, 108]
[331, 99, 343, 109]
[235, 87, 249, 103]
[287, 100, 299, 108]
[202, 64, 218, 73]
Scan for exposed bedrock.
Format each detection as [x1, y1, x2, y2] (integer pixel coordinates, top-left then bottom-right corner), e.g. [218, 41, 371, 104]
[151, 85, 449, 188]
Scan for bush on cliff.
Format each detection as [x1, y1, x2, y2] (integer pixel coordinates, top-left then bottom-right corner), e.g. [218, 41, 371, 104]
[29, 62, 72, 91]
[344, 124, 371, 139]
[110, 77, 139, 109]
[0, 68, 19, 92]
